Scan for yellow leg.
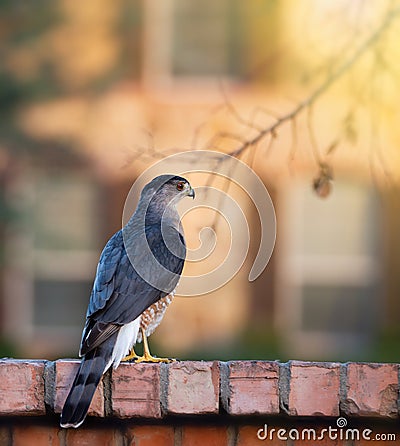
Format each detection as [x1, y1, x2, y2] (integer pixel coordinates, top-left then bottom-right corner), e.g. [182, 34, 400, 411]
[134, 327, 176, 364]
[122, 346, 139, 362]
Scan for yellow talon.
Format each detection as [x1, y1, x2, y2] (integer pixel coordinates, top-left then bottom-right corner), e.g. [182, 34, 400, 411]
[134, 354, 176, 364]
[122, 346, 139, 362]
[133, 327, 176, 363]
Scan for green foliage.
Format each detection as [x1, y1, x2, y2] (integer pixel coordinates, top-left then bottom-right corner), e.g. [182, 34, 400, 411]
[369, 329, 400, 363]
[0, 336, 18, 358]
[152, 327, 283, 362]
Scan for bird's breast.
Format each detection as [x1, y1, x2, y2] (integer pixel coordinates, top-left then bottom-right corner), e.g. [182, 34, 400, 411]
[137, 292, 175, 342]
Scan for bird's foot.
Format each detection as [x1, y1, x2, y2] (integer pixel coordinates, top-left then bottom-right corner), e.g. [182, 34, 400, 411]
[122, 347, 139, 362]
[133, 353, 176, 364]
[122, 353, 139, 362]
[133, 327, 176, 363]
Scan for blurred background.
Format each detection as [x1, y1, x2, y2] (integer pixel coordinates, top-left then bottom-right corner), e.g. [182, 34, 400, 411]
[0, 0, 399, 362]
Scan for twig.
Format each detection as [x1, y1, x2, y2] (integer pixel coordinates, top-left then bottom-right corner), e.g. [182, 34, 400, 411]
[191, 103, 225, 150]
[288, 117, 298, 171]
[223, 5, 400, 160]
[307, 105, 322, 164]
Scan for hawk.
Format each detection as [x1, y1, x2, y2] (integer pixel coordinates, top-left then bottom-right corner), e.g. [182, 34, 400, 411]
[60, 174, 195, 428]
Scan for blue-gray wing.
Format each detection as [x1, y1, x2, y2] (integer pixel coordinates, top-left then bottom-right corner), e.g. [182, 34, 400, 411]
[79, 226, 185, 356]
[86, 231, 124, 318]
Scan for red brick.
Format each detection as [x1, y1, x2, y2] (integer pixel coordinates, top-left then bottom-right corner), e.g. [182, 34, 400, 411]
[54, 360, 104, 417]
[127, 425, 175, 446]
[245, 423, 342, 445]
[291, 425, 340, 445]
[166, 361, 219, 415]
[344, 363, 398, 418]
[289, 361, 340, 416]
[181, 426, 227, 446]
[355, 425, 400, 445]
[111, 363, 161, 418]
[0, 360, 45, 415]
[237, 425, 285, 446]
[65, 427, 119, 445]
[13, 425, 60, 446]
[0, 426, 11, 446]
[226, 361, 279, 415]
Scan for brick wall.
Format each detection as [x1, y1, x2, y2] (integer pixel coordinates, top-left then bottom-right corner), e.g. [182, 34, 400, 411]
[0, 359, 399, 445]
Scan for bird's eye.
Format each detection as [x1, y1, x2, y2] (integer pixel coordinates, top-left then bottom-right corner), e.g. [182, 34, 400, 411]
[176, 181, 185, 191]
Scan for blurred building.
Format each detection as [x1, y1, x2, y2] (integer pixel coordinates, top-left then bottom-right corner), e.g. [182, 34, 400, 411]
[0, 0, 399, 362]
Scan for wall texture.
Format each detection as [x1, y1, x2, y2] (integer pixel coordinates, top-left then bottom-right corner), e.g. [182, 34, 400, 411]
[0, 359, 399, 445]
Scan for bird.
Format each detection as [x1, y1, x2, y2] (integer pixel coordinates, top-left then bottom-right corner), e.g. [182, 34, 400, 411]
[60, 174, 195, 428]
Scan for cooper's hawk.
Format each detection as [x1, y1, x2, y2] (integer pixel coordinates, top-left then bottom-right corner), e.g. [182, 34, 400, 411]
[60, 174, 194, 428]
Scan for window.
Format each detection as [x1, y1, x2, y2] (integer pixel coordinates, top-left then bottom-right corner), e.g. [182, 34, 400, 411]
[276, 179, 382, 359]
[142, 0, 241, 87]
[4, 172, 101, 356]
[172, 0, 231, 77]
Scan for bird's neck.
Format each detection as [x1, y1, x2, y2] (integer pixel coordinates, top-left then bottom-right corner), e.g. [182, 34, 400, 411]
[125, 199, 181, 232]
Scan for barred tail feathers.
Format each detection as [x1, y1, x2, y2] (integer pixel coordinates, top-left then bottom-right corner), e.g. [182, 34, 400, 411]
[60, 334, 116, 428]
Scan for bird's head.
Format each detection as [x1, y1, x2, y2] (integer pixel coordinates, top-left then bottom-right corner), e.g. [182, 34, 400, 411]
[137, 174, 195, 226]
[142, 174, 195, 203]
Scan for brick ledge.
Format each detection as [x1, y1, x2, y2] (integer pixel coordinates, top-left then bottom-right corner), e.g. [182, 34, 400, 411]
[0, 359, 398, 420]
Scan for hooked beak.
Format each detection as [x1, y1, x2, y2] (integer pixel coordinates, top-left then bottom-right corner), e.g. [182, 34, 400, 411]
[188, 186, 195, 199]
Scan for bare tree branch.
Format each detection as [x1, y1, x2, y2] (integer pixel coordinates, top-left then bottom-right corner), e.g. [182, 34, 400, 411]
[222, 5, 400, 161]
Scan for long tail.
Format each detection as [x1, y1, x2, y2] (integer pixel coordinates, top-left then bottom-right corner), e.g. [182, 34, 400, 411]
[60, 334, 116, 428]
